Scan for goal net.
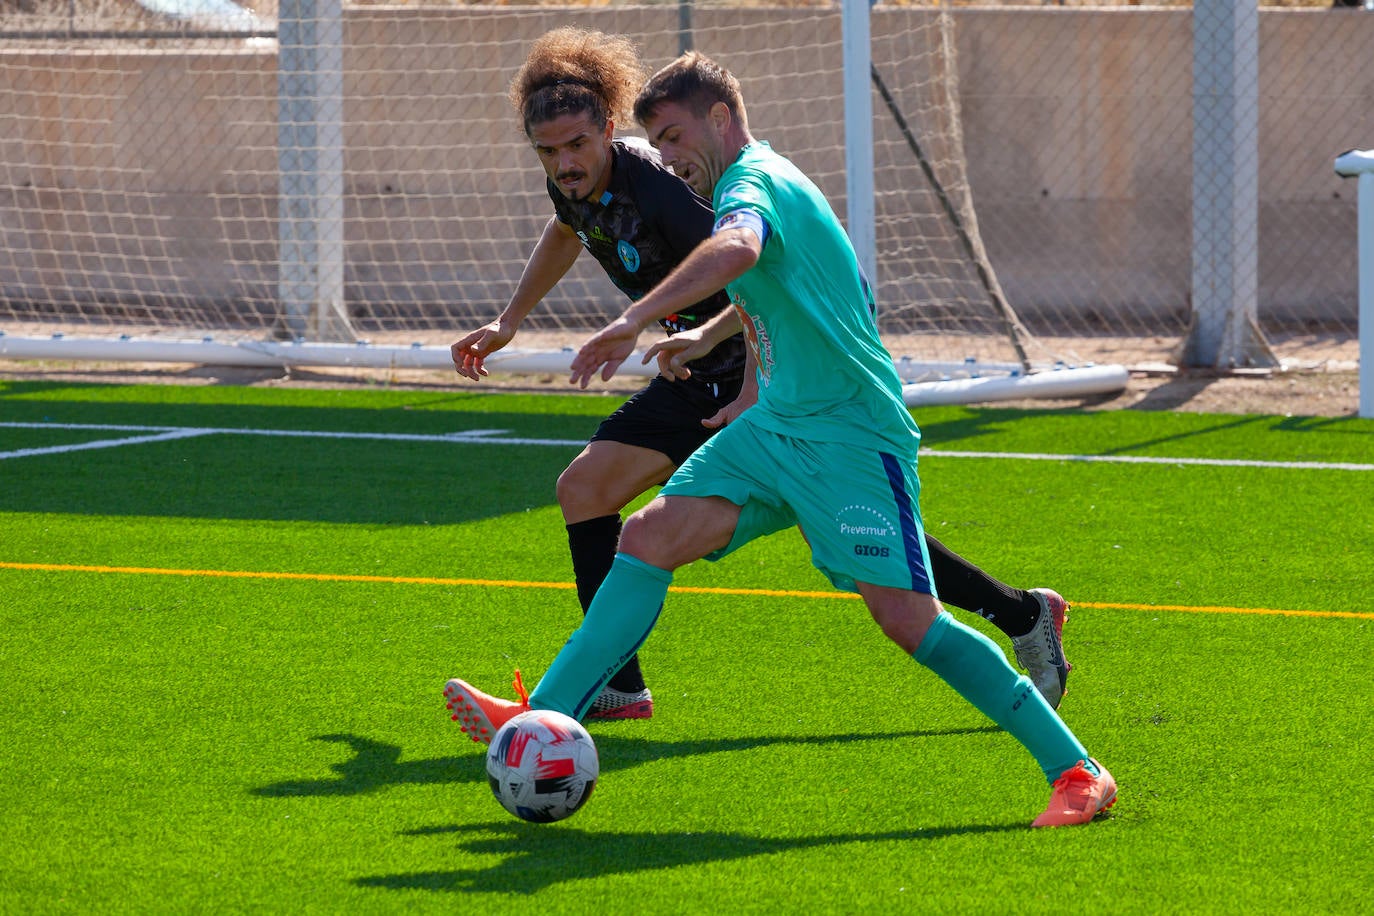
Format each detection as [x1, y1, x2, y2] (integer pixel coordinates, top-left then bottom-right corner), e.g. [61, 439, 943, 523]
[0, 0, 1084, 391]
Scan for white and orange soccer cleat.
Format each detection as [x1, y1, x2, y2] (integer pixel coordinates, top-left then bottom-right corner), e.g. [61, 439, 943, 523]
[443, 669, 531, 745]
[1032, 759, 1117, 828]
[586, 686, 653, 720]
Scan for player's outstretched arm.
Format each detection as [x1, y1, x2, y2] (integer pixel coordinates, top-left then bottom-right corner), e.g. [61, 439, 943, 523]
[452, 217, 581, 380]
[569, 227, 759, 388]
[643, 308, 743, 381]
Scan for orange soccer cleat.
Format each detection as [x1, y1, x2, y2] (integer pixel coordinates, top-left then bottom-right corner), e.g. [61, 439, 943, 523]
[443, 669, 531, 745]
[1032, 759, 1117, 828]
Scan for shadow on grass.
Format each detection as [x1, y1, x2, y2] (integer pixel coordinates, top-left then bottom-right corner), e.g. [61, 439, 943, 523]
[252, 725, 1001, 798]
[353, 818, 1023, 895]
[919, 404, 1373, 461]
[0, 387, 600, 524]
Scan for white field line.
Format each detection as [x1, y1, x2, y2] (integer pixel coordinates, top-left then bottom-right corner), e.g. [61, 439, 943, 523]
[1, 421, 1371, 471]
[0, 427, 217, 459]
[923, 448, 1374, 472]
[0, 422, 584, 459]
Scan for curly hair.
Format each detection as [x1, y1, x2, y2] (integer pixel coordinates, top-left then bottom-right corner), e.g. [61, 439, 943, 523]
[509, 28, 646, 137]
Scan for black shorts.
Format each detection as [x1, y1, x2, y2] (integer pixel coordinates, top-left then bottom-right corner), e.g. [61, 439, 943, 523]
[590, 374, 744, 467]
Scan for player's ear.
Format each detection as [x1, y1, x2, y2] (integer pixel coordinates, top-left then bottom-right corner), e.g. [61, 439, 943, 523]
[708, 101, 731, 135]
[602, 117, 615, 141]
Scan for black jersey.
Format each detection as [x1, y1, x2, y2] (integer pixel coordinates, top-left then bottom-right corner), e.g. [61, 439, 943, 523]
[549, 138, 747, 386]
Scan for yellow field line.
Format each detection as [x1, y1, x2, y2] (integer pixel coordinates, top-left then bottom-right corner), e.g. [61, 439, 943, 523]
[0, 560, 574, 591]
[1072, 600, 1371, 620]
[2, 560, 1368, 620]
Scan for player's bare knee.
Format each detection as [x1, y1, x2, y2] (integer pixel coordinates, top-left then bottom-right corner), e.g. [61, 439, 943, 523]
[554, 462, 583, 511]
[619, 497, 734, 570]
[617, 507, 676, 566]
[869, 612, 925, 654]
[861, 587, 941, 654]
[556, 457, 617, 520]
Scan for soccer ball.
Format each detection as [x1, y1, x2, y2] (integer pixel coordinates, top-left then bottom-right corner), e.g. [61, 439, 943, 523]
[485, 709, 599, 823]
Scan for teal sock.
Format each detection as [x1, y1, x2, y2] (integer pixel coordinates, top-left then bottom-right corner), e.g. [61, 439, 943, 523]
[914, 611, 1088, 783]
[529, 552, 671, 719]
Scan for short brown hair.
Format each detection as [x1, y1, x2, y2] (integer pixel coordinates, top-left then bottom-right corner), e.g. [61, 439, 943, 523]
[509, 28, 646, 137]
[633, 52, 744, 126]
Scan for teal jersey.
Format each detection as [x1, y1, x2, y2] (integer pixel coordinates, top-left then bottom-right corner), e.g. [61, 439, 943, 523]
[713, 142, 918, 455]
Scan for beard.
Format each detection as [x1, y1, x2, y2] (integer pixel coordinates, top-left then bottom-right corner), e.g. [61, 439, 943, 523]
[557, 171, 590, 201]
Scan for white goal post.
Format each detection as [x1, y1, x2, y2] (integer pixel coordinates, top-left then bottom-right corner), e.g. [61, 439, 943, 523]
[0, 0, 1127, 405]
[1333, 148, 1374, 419]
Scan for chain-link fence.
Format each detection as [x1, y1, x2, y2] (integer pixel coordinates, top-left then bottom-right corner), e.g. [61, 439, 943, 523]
[0, 0, 1368, 375]
[949, 1, 1368, 371]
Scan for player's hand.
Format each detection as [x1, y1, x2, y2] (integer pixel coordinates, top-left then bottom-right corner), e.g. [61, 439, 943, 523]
[451, 320, 516, 381]
[702, 387, 757, 429]
[569, 317, 640, 389]
[701, 399, 748, 429]
[642, 331, 707, 381]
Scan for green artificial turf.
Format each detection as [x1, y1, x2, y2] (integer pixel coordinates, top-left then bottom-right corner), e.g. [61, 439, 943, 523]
[1, 381, 1371, 913]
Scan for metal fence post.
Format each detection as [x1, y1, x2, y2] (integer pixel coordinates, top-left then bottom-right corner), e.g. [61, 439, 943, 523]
[278, 0, 352, 342]
[1183, 0, 1277, 369]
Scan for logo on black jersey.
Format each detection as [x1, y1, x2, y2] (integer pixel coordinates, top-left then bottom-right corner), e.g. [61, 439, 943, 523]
[617, 240, 641, 273]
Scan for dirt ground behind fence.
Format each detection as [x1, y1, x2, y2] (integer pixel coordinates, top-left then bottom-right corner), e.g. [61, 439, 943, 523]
[0, 357, 1361, 418]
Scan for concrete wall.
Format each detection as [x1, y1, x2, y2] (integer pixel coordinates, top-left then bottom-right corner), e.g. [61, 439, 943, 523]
[1, 8, 1369, 328]
[954, 8, 1373, 324]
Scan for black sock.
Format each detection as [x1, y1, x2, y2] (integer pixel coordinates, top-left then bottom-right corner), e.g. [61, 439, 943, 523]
[567, 514, 645, 692]
[924, 534, 1041, 638]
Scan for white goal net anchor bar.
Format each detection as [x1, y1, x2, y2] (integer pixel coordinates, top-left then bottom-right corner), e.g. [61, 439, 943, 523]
[1334, 148, 1374, 419]
[0, 332, 1128, 408]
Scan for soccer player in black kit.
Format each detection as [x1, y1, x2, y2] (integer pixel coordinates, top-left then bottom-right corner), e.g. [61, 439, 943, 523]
[449, 27, 1072, 720]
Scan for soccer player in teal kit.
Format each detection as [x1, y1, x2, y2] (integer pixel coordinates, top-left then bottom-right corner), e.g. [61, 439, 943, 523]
[446, 51, 1115, 827]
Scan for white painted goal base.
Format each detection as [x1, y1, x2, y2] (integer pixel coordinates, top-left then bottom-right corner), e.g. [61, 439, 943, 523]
[901, 364, 1129, 407]
[0, 334, 1128, 406]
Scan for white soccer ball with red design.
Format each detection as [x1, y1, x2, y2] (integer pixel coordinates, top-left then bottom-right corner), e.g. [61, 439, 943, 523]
[485, 709, 599, 822]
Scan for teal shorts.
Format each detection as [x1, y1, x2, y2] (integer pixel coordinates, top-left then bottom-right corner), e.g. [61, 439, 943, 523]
[659, 417, 934, 595]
